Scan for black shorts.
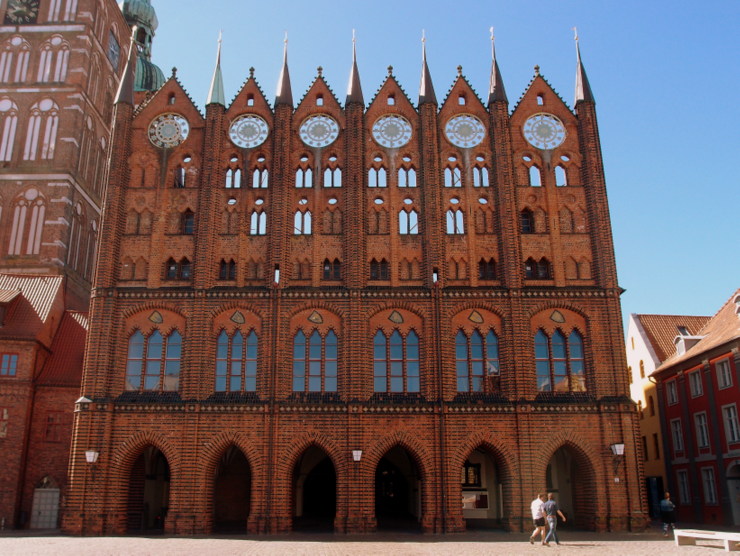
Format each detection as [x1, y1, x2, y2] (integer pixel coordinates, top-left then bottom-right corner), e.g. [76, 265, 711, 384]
[534, 517, 545, 527]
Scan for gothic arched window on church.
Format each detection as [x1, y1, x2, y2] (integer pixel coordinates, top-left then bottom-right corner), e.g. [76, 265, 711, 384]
[180, 209, 194, 235]
[250, 210, 266, 235]
[323, 209, 341, 235]
[218, 259, 236, 280]
[473, 165, 489, 187]
[528, 165, 542, 187]
[37, 36, 70, 83]
[0, 36, 30, 83]
[294, 210, 311, 235]
[252, 166, 268, 188]
[295, 167, 313, 188]
[398, 167, 416, 188]
[399, 209, 419, 235]
[368, 167, 387, 188]
[23, 99, 58, 161]
[322, 258, 341, 281]
[323, 166, 342, 188]
[456, 329, 499, 393]
[478, 258, 496, 280]
[8, 189, 45, 255]
[373, 329, 420, 393]
[215, 329, 257, 392]
[0, 99, 18, 161]
[368, 208, 388, 235]
[174, 165, 186, 188]
[292, 329, 338, 393]
[63, 0, 78, 22]
[68, 203, 86, 271]
[535, 329, 586, 393]
[444, 167, 462, 188]
[125, 329, 182, 392]
[225, 167, 242, 189]
[370, 258, 389, 280]
[524, 257, 551, 279]
[164, 257, 191, 280]
[555, 165, 568, 187]
[520, 209, 534, 234]
[446, 208, 464, 234]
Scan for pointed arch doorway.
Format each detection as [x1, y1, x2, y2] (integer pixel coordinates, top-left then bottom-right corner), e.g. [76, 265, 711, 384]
[375, 445, 422, 530]
[546, 445, 596, 529]
[293, 445, 336, 531]
[213, 445, 251, 532]
[126, 446, 170, 533]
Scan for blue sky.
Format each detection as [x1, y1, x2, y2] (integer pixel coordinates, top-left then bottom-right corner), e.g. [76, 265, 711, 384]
[149, 0, 738, 324]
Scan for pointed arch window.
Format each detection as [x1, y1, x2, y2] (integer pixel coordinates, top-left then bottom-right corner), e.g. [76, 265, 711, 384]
[252, 166, 269, 188]
[524, 257, 551, 279]
[473, 166, 489, 187]
[63, 0, 78, 21]
[456, 329, 499, 392]
[323, 167, 342, 188]
[215, 329, 258, 392]
[322, 258, 341, 281]
[218, 259, 236, 280]
[444, 167, 462, 188]
[0, 37, 30, 83]
[180, 209, 195, 235]
[528, 166, 542, 187]
[295, 167, 313, 188]
[8, 189, 45, 255]
[446, 208, 464, 234]
[250, 210, 266, 235]
[368, 209, 388, 235]
[292, 330, 338, 392]
[520, 209, 534, 234]
[373, 329, 420, 393]
[0, 99, 18, 162]
[478, 258, 496, 280]
[225, 167, 242, 188]
[535, 329, 586, 392]
[23, 99, 58, 161]
[399, 209, 418, 235]
[294, 210, 311, 235]
[398, 167, 416, 188]
[370, 258, 389, 280]
[37, 36, 70, 82]
[555, 165, 568, 186]
[125, 329, 182, 392]
[368, 167, 387, 188]
[164, 257, 191, 280]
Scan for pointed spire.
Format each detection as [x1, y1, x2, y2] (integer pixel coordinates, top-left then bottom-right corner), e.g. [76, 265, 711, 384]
[206, 32, 225, 106]
[487, 27, 508, 104]
[114, 26, 138, 105]
[418, 30, 437, 105]
[275, 33, 293, 107]
[573, 28, 595, 103]
[346, 30, 364, 105]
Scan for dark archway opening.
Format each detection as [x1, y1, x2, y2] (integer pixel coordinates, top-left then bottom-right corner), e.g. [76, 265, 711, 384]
[293, 446, 336, 531]
[126, 446, 170, 533]
[213, 446, 251, 532]
[546, 445, 595, 530]
[462, 447, 505, 529]
[375, 446, 421, 530]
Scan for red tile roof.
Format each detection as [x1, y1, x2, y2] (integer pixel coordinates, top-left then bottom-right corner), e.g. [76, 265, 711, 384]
[635, 314, 710, 363]
[656, 288, 740, 372]
[37, 311, 88, 387]
[0, 274, 63, 322]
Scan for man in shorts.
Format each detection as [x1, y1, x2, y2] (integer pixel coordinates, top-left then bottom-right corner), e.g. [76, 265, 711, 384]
[529, 493, 547, 544]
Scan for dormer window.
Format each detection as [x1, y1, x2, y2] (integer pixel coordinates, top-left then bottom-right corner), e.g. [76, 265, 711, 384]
[316, 95, 323, 106]
[537, 94, 544, 106]
[247, 94, 254, 106]
[387, 95, 395, 106]
[458, 95, 465, 105]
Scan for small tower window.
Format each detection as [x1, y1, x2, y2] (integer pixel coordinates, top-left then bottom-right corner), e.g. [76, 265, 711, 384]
[387, 95, 395, 106]
[458, 95, 466, 105]
[247, 94, 254, 106]
[168, 93, 175, 105]
[555, 165, 567, 187]
[528, 166, 541, 187]
[316, 95, 323, 106]
[537, 94, 544, 106]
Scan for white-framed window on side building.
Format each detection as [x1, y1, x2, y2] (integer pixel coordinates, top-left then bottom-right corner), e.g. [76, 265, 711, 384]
[676, 469, 691, 505]
[688, 370, 703, 397]
[717, 359, 733, 390]
[701, 467, 718, 505]
[694, 412, 710, 449]
[670, 418, 684, 453]
[722, 404, 740, 444]
[666, 379, 678, 405]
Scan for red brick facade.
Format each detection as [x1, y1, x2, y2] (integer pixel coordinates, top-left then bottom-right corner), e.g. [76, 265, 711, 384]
[62, 38, 647, 534]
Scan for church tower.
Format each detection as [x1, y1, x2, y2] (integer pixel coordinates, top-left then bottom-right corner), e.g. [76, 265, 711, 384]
[63, 29, 645, 535]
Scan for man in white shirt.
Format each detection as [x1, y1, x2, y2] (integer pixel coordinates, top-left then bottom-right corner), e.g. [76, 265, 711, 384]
[529, 493, 546, 544]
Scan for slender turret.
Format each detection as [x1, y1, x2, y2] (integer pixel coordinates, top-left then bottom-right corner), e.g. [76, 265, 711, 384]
[275, 34, 293, 107]
[206, 33, 225, 106]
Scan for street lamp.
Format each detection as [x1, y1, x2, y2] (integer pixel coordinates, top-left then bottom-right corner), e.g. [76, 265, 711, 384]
[610, 442, 625, 479]
[352, 450, 362, 462]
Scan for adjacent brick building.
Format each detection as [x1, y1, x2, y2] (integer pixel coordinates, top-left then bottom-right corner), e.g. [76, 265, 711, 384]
[62, 26, 647, 534]
[651, 290, 740, 526]
[0, 0, 152, 529]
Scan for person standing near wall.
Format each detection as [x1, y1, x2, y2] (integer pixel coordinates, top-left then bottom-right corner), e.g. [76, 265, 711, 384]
[543, 492, 567, 546]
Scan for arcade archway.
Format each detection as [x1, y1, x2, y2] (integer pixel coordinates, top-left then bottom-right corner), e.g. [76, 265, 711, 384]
[546, 445, 596, 529]
[461, 447, 505, 529]
[375, 445, 422, 530]
[213, 446, 251, 532]
[293, 445, 336, 531]
[126, 446, 170, 533]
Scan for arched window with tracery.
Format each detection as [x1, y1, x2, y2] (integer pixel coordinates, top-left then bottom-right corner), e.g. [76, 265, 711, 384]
[225, 167, 242, 188]
[473, 165, 489, 187]
[456, 329, 499, 392]
[23, 99, 58, 160]
[8, 188, 45, 255]
[215, 329, 258, 392]
[218, 259, 236, 280]
[535, 328, 586, 392]
[0, 36, 30, 83]
[250, 210, 266, 235]
[524, 257, 551, 279]
[125, 329, 182, 392]
[478, 258, 496, 280]
[0, 98, 18, 161]
[322, 258, 341, 281]
[295, 163, 313, 188]
[373, 329, 420, 393]
[252, 155, 268, 188]
[370, 258, 389, 280]
[444, 166, 462, 188]
[292, 329, 338, 392]
[446, 208, 464, 234]
[323, 164, 342, 188]
[37, 36, 70, 82]
[399, 209, 418, 235]
[294, 210, 311, 235]
[398, 166, 416, 188]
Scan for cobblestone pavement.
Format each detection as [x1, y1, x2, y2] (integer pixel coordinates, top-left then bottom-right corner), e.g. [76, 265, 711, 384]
[0, 528, 733, 555]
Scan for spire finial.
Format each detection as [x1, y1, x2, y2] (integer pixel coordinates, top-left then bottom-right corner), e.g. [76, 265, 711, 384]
[249, 67, 255, 78]
[418, 30, 437, 105]
[457, 65, 462, 76]
[207, 31, 225, 106]
[573, 28, 595, 104]
[387, 65, 393, 75]
[488, 26, 508, 104]
[490, 26, 495, 55]
[171, 67, 177, 77]
[275, 32, 294, 106]
[573, 26, 579, 41]
[534, 65, 540, 76]
[317, 65, 323, 77]
[346, 30, 364, 105]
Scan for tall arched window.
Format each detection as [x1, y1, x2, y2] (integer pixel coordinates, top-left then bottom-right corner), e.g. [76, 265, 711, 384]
[292, 330, 338, 392]
[398, 167, 416, 188]
[180, 209, 194, 234]
[225, 167, 241, 188]
[252, 166, 268, 188]
[322, 258, 341, 280]
[323, 167, 342, 188]
[473, 166, 489, 187]
[250, 211, 266, 235]
[218, 259, 236, 280]
[444, 167, 462, 188]
[37, 36, 70, 82]
[525, 257, 551, 279]
[373, 330, 420, 393]
[535, 329, 586, 392]
[8, 189, 45, 255]
[294, 210, 311, 235]
[446, 209, 464, 234]
[456, 329, 499, 392]
[215, 329, 258, 392]
[125, 329, 182, 392]
[295, 167, 313, 188]
[0, 36, 30, 83]
[368, 167, 387, 188]
[399, 209, 418, 235]
[370, 258, 389, 280]
[555, 165, 567, 186]
[0, 99, 18, 161]
[478, 258, 496, 280]
[528, 166, 542, 187]
[23, 99, 58, 160]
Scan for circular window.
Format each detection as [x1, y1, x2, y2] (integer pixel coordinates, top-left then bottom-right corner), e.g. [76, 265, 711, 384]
[328, 197, 338, 205]
[255, 198, 264, 206]
[228, 114, 269, 148]
[450, 197, 460, 205]
[230, 155, 238, 163]
[478, 197, 488, 204]
[403, 198, 413, 205]
[374, 198, 384, 205]
[298, 198, 308, 205]
[227, 197, 237, 206]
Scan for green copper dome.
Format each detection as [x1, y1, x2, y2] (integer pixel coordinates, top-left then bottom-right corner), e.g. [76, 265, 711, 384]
[135, 57, 165, 92]
[119, 0, 158, 32]
[119, 0, 164, 92]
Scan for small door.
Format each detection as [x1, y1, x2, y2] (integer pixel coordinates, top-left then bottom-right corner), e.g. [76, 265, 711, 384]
[30, 488, 60, 529]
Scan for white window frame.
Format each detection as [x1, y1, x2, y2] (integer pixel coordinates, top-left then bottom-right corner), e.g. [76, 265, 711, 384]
[694, 412, 710, 449]
[717, 359, 733, 390]
[700, 467, 718, 505]
[688, 370, 703, 397]
[676, 469, 690, 505]
[722, 404, 740, 444]
[666, 380, 678, 405]
[670, 418, 684, 452]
